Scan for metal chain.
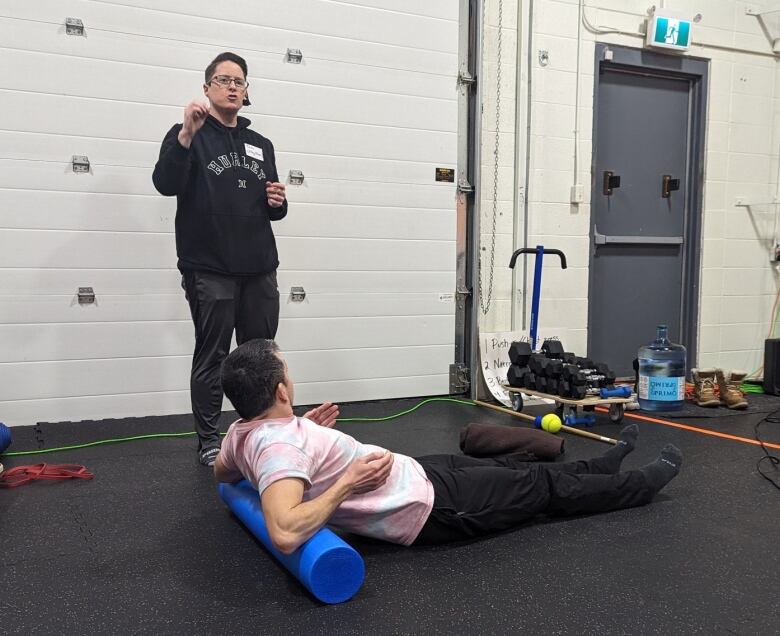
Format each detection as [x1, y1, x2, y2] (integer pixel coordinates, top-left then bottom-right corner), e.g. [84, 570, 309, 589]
[479, 0, 502, 315]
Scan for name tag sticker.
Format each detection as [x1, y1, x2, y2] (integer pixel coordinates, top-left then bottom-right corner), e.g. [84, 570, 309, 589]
[245, 144, 264, 162]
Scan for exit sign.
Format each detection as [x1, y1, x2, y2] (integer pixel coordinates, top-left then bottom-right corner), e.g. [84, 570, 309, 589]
[646, 13, 692, 52]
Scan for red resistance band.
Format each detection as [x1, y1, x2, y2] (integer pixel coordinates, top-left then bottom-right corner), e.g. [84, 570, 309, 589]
[0, 463, 94, 488]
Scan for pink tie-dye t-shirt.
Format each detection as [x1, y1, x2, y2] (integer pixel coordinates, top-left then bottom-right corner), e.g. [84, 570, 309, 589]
[218, 416, 434, 546]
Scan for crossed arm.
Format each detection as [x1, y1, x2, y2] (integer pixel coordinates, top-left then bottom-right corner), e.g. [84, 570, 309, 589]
[261, 477, 352, 554]
[214, 401, 393, 554]
[261, 451, 394, 554]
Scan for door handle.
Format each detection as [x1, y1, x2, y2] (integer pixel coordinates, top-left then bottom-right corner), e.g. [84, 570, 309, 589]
[662, 174, 681, 198]
[593, 229, 683, 246]
[603, 171, 621, 196]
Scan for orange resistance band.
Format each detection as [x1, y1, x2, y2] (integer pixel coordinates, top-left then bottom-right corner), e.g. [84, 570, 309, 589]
[595, 408, 780, 451]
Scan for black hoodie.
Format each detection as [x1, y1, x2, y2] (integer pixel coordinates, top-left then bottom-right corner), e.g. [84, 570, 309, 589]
[152, 115, 288, 275]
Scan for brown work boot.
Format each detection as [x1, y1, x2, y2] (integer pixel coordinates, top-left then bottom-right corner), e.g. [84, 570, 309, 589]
[715, 369, 748, 409]
[691, 368, 720, 407]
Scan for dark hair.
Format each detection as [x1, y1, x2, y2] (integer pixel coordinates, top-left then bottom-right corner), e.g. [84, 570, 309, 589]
[205, 52, 248, 83]
[221, 339, 285, 420]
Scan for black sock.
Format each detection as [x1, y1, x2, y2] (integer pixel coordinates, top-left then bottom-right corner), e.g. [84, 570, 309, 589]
[572, 424, 638, 475]
[640, 444, 683, 491]
[599, 424, 639, 473]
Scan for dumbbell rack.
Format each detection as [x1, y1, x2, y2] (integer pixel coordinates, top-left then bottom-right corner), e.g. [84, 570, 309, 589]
[501, 384, 630, 424]
[504, 246, 630, 425]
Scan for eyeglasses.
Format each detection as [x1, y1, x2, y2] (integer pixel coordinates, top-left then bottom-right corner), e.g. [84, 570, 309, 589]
[209, 75, 249, 90]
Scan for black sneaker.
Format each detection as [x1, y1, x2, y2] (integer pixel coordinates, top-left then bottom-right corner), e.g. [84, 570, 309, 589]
[199, 447, 220, 467]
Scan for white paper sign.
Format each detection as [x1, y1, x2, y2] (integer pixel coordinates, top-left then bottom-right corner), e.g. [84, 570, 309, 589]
[479, 332, 523, 407]
[479, 330, 559, 407]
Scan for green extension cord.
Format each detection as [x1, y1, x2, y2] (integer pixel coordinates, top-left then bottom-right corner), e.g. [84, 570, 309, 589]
[2, 397, 476, 458]
[337, 397, 474, 422]
[741, 382, 765, 395]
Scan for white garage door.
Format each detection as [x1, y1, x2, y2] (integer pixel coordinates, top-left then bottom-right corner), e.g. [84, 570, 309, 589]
[0, 0, 459, 426]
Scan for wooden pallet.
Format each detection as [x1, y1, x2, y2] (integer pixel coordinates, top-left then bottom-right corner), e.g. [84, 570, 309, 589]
[501, 384, 633, 422]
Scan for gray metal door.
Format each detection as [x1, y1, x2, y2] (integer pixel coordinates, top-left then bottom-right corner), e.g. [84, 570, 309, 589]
[588, 65, 691, 376]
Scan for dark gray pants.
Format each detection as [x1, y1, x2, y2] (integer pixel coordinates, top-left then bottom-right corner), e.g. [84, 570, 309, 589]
[413, 454, 656, 544]
[182, 270, 279, 451]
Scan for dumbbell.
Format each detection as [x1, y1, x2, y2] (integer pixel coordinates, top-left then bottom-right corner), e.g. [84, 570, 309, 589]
[536, 377, 549, 393]
[580, 372, 608, 389]
[570, 384, 587, 400]
[541, 339, 565, 359]
[582, 363, 616, 390]
[507, 365, 530, 388]
[563, 362, 618, 400]
[528, 354, 547, 376]
[578, 360, 614, 377]
[508, 341, 532, 366]
[562, 352, 577, 364]
[562, 364, 585, 384]
[523, 372, 537, 390]
[576, 357, 594, 370]
[546, 359, 564, 379]
[570, 360, 612, 380]
[601, 386, 631, 398]
[547, 377, 559, 395]
[593, 362, 616, 385]
[558, 379, 571, 398]
[564, 414, 597, 427]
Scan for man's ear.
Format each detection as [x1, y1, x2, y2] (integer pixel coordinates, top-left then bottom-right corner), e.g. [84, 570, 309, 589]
[243, 92, 251, 107]
[276, 382, 290, 404]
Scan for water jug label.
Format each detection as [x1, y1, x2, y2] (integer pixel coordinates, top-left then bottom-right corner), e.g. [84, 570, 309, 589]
[638, 375, 685, 401]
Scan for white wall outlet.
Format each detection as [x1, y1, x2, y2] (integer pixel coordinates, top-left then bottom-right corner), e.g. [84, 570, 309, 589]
[570, 184, 584, 204]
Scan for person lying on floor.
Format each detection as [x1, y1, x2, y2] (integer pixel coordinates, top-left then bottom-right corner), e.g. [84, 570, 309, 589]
[214, 339, 682, 552]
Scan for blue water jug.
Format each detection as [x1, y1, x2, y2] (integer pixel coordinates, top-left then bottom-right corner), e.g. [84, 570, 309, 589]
[637, 325, 686, 411]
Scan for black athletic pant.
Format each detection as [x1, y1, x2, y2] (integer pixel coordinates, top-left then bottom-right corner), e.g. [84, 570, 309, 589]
[182, 270, 280, 451]
[413, 454, 655, 545]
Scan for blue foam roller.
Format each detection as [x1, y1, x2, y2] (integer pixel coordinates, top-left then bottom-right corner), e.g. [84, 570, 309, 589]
[218, 480, 365, 604]
[0, 422, 11, 454]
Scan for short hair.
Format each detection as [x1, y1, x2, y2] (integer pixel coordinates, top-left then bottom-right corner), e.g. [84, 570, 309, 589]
[221, 339, 285, 420]
[205, 52, 248, 83]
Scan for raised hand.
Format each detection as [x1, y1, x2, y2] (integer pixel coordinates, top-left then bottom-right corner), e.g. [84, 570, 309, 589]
[303, 402, 340, 428]
[178, 101, 210, 148]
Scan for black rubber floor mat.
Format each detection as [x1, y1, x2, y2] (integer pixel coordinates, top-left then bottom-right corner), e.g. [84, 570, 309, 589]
[2, 397, 779, 635]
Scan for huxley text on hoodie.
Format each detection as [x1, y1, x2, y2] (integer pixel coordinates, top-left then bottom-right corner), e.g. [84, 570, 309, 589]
[152, 115, 288, 275]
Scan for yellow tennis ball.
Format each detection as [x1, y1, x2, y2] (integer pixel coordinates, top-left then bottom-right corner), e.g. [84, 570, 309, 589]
[541, 413, 562, 434]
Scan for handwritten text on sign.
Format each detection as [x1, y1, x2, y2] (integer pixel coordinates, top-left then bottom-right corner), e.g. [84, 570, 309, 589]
[480, 330, 558, 406]
[480, 332, 522, 407]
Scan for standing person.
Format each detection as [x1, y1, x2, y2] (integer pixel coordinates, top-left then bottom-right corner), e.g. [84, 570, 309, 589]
[153, 52, 288, 466]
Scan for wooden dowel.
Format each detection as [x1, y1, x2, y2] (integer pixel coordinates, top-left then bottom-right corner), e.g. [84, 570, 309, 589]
[474, 399, 536, 422]
[473, 400, 617, 445]
[560, 425, 617, 445]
